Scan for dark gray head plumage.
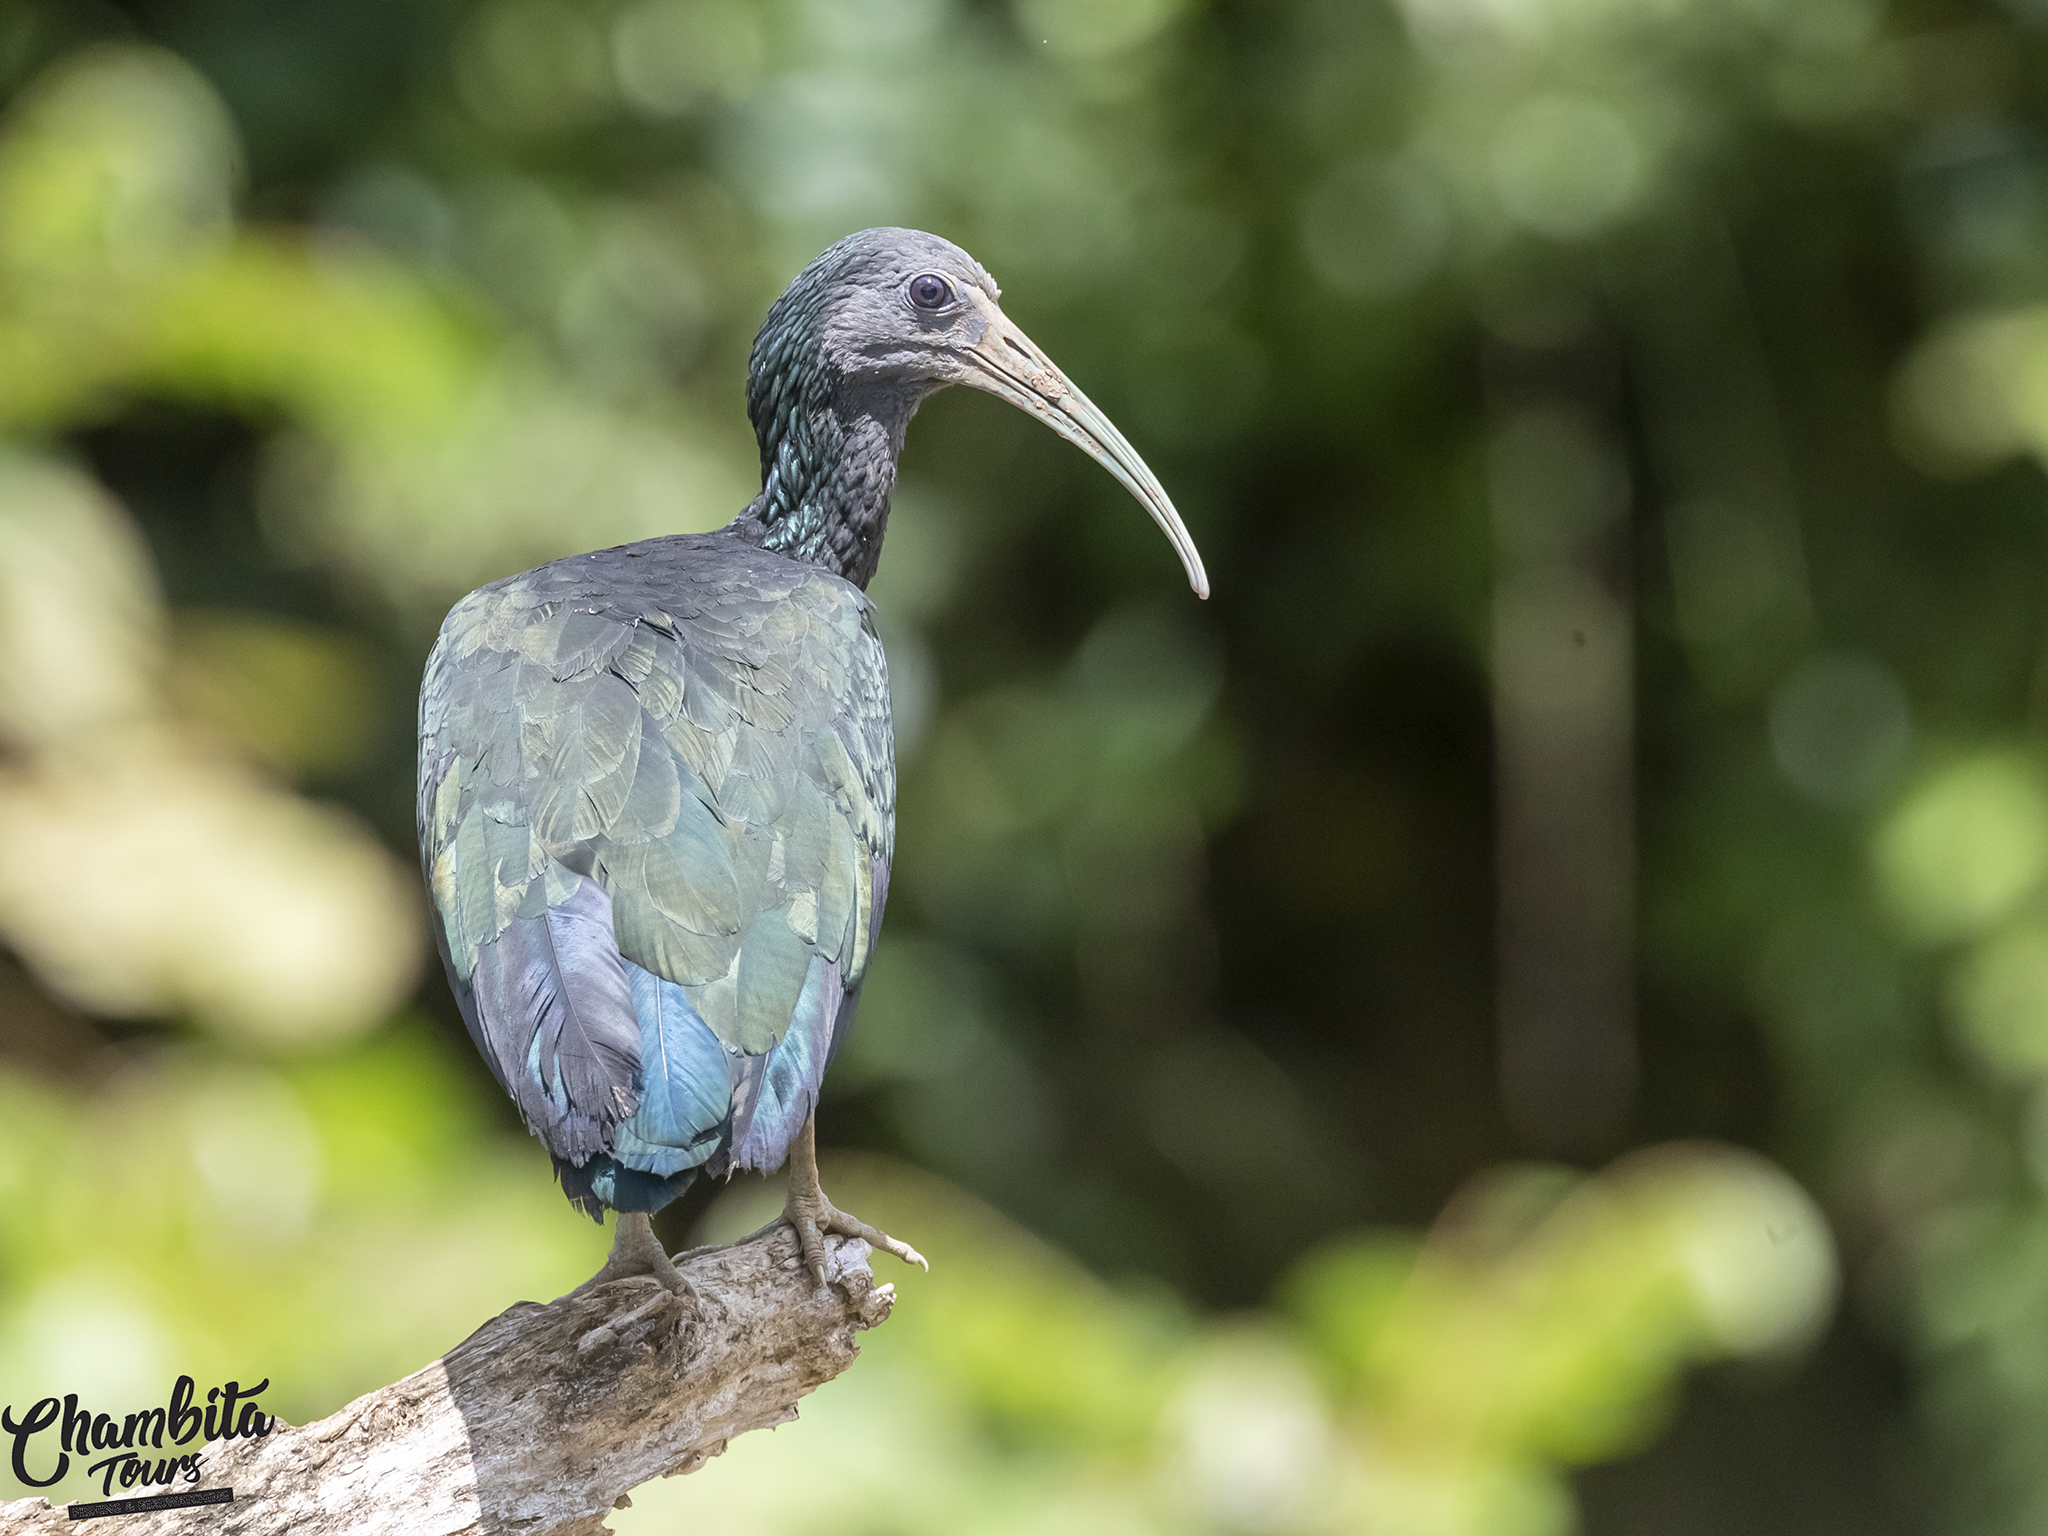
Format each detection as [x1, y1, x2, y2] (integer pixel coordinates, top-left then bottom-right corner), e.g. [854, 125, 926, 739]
[749, 227, 999, 419]
[729, 226, 1207, 598]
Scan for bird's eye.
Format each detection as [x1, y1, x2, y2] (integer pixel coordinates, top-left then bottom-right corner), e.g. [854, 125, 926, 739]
[907, 273, 953, 311]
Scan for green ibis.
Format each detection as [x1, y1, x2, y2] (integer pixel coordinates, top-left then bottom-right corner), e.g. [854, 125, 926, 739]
[417, 228, 1208, 1305]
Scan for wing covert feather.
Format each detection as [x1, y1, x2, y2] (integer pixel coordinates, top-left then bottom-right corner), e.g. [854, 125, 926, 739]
[417, 534, 895, 1117]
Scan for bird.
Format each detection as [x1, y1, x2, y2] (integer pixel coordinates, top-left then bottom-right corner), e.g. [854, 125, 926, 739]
[416, 227, 1208, 1309]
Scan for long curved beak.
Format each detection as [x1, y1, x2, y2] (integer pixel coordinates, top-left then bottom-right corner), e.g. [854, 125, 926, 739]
[949, 293, 1209, 599]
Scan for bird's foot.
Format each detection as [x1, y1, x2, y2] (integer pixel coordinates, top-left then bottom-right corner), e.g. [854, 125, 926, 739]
[573, 1210, 698, 1356]
[782, 1184, 928, 1291]
[782, 1115, 927, 1291]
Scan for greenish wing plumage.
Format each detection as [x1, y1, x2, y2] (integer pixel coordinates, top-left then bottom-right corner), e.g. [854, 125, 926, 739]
[418, 532, 894, 1193]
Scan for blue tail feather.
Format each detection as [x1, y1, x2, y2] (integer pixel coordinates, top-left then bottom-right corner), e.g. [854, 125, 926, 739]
[613, 961, 734, 1176]
[723, 954, 841, 1174]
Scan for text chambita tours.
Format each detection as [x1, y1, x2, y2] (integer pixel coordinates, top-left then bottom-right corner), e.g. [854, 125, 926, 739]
[2, 1375, 274, 1497]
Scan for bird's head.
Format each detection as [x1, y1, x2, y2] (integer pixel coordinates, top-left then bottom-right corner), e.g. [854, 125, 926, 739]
[750, 227, 1209, 599]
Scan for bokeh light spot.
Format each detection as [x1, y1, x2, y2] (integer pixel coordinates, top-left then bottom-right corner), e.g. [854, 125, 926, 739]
[1950, 919, 2048, 1081]
[1768, 650, 1912, 809]
[1875, 752, 2048, 945]
[1491, 94, 1642, 240]
[1015, 0, 1185, 61]
[613, 0, 765, 117]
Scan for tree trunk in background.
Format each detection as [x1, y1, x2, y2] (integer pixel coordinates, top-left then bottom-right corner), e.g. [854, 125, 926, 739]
[1488, 340, 1639, 1157]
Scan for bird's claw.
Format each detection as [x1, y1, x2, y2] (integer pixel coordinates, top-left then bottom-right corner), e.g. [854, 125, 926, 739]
[782, 1198, 928, 1292]
[781, 1114, 927, 1292]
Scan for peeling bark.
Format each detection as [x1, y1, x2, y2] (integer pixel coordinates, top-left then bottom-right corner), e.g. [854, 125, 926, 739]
[0, 1227, 892, 1536]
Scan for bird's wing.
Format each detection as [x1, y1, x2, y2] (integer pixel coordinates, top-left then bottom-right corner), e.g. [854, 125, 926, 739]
[419, 538, 895, 1175]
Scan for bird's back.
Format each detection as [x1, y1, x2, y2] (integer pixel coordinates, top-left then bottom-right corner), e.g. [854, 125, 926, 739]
[418, 531, 895, 1213]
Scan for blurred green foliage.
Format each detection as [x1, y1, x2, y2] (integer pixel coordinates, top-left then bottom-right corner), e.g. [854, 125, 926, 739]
[4, 0, 2048, 1530]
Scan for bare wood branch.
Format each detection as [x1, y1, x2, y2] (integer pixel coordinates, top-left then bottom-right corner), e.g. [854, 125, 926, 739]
[0, 1227, 893, 1536]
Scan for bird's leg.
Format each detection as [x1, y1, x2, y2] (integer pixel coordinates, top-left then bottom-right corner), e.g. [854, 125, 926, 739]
[569, 1210, 702, 1359]
[783, 1114, 928, 1290]
[588, 1210, 695, 1296]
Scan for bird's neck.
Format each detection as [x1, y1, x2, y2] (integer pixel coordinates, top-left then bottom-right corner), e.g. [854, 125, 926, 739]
[728, 378, 920, 590]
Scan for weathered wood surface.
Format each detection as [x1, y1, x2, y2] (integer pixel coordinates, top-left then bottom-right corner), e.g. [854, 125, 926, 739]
[0, 1227, 892, 1536]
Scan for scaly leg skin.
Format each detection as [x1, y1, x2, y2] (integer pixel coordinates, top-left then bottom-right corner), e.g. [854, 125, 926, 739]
[783, 1114, 929, 1290]
[588, 1210, 694, 1295]
[574, 1211, 697, 1355]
